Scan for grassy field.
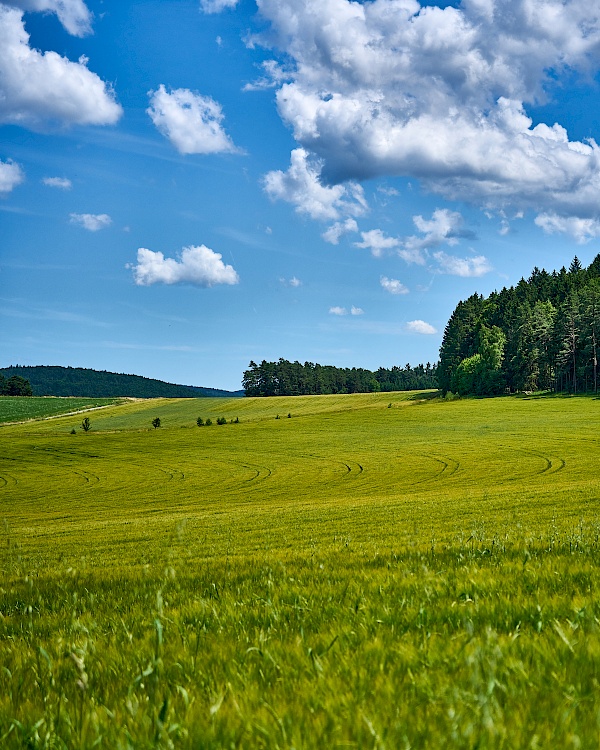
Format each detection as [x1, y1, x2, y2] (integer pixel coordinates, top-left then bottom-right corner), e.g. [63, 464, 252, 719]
[0, 396, 124, 425]
[1, 391, 599, 748]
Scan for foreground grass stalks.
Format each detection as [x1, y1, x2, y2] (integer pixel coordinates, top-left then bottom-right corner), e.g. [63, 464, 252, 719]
[1, 532, 600, 749]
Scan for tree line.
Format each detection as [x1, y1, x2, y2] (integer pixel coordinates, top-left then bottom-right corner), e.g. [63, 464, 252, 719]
[438, 254, 600, 396]
[0, 374, 32, 396]
[242, 359, 438, 396]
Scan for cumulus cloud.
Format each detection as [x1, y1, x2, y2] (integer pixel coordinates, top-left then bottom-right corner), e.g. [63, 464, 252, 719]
[534, 213, 600, 244]
[329, 306, 347, 315]
[322, 217, 358, 245]
[350, 305, 364, 315]
[4, 0, 92, 36]
[433, 251, 492, 277]
[147, 85, 239, 155]
[380, 276, 409, 295]
[43, 176, 71, 189]
[252, 0, 600, 227]
[406, 320, 437, 335]
[200, 0, 238, 13]
[263, 148, 367, 221]
[0, 6, 122, 128]
[0, 158, 24, 193]
[356, 209, 471, 264]
[69, 213, 111, 231]
[129, 245, 239, 287]
[354, 229, 399, 258]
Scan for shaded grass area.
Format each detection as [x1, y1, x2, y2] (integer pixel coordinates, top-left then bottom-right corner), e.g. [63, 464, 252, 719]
[0, 397, 123, 425]
[1, 391, 600, 746]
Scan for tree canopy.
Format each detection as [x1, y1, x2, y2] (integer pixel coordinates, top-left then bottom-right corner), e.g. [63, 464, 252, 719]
[438, 254, 600, 396]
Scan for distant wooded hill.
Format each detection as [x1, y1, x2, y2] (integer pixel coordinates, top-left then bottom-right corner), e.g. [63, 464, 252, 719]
[0, 366, 243, 398]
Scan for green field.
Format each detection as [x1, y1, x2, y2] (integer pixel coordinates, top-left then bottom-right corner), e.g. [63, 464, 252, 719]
[0, 396, 123, 425]
[1, 392, 599, 748]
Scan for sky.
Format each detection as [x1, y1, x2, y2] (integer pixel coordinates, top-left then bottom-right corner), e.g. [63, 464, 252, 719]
[2, 0, 600, 391]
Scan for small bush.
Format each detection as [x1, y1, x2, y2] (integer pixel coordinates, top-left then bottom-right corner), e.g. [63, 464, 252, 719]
[81, 417, 91, 432]
[288, 413, 292, 418]
[275, 414, 280, 419]
[216, 417, 227, 425]
[197, 417, 204, 426]
[205, 418, 212, 426]
[70, 428, 76, 435]
[152, 417, 161, 429]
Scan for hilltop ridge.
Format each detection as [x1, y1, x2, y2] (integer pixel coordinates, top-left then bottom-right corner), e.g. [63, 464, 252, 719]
[0, 365, 243, 399]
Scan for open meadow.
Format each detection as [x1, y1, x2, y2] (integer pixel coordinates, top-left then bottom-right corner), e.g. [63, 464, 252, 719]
[1, 391, 599, 748]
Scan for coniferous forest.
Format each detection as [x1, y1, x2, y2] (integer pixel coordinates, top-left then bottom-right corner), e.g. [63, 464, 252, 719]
[242, 360, 438, 396]
[438, 254, 600, 396]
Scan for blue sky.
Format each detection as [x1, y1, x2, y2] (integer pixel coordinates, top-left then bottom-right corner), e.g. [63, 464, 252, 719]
[2, 0, 600, 391]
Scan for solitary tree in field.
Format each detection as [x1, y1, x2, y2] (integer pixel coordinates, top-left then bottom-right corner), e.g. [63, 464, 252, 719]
[81, 417, 91, 432]
[152, 417, 161, 429]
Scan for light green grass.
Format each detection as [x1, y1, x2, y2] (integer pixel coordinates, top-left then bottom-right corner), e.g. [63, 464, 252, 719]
[1, 392, 599, 747]
[0, 396, 123, 425]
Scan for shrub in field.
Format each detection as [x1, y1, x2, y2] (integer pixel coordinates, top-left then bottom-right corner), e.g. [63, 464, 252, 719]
[81, 417, 91, 432]
[216, 417, 227, 425]
[196, 417, 204, 426]
[204, 418, 212, 426]
[152, 417, 161, 429]
[70, 428, 76, 434]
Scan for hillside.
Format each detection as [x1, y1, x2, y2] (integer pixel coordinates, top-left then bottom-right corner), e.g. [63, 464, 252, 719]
[0, 365, 243, 398]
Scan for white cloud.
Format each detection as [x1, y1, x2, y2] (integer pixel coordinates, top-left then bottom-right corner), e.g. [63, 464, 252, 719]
[43, 176, 71, 189]
[329, 306, 347, 315]
[350, 306, 364, 316]
[129, 245, 239, 287]
[0, 7, 122, 128]
[69, 213, 111, 231]
[356, 209, 468, 263]
[354, 229, 399, 258]
[406, 320, 437, 335]
[380, 276, 409, 295]
[147, 85, 239, 155]
[322, 218, 358, 245]
[534, 213, 600, 244]
[200, 0, 238, 13]
[433, 251, 492, 277]
[0, 158, 24, 193]
[4, 0, 92, 36]
[280, 276, 302, 287]
[263, 148, 367, 221]
[252, 0, 600, 227]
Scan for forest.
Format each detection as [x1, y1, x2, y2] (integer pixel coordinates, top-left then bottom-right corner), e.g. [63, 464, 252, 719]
[0, 366, 241, 399]
[438, 254, 600, 396]
[242, 359, 438, 396]
[0, 374, 32, 396]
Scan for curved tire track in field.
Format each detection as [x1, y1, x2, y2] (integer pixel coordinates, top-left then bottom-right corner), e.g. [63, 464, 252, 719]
[411, 454, 460, 485]
[499, 444, 566, 480]
[34, 447, 101, 486]
[0, 472, 18, 488]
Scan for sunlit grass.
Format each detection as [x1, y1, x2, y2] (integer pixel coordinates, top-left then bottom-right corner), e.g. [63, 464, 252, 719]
[1, 391, 599, 747]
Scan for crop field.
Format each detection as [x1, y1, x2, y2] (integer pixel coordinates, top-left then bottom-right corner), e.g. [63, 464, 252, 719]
[0, 396, 123, 425]
[1, 391, 599, 748]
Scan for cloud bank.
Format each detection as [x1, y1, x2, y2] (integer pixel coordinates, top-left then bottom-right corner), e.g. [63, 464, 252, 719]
[147, 85, 239, 155]
[130, 245, 240, 287]
[252, 0, 600, 240]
